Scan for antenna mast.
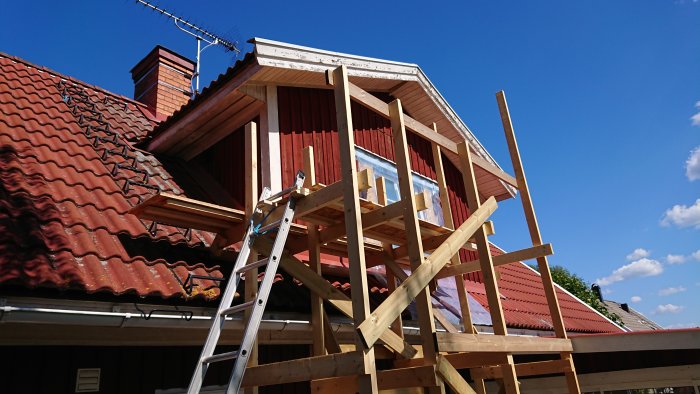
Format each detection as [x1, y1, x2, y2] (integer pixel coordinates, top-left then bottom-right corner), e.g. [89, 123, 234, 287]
[134, 0, 240, 97]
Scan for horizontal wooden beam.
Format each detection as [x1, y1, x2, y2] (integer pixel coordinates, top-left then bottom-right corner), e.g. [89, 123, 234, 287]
[437, 333, 573, 354]
[241, 351, 365, 387]
[436, 243, 554, 279]
[311, 365, 440, 392]
[470, 359, 571, 380]
[393, 352, 509, 370]
[294, 168, 373, 219]
[326, 77, 518, 188]
[357, 197, 497, 349]
[517, 364, 700, 394]
[571, 329, 700, 353]
[319, 193, 431, 245]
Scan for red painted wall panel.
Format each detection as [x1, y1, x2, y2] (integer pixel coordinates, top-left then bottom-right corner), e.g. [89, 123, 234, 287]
[278, 86, 482, 281]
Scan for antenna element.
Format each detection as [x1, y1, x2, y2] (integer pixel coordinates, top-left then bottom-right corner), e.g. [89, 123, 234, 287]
[134, 0, 241, 97]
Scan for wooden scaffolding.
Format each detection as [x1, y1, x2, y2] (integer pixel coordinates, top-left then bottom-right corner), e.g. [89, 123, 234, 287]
[131, 65, 581, 393]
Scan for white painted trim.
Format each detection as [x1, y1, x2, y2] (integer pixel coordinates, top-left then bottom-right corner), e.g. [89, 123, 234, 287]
[250, 38, 515, 197]
[259, 84, 282, 190]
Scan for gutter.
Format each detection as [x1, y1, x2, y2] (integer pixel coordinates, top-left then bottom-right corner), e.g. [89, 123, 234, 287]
[0, 303, 330, 333]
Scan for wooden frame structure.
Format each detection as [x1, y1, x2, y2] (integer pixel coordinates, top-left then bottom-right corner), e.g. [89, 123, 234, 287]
[130, 65, 581, 393]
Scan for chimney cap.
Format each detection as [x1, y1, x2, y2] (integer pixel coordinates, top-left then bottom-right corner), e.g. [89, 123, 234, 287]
[130, 45, 195, 77]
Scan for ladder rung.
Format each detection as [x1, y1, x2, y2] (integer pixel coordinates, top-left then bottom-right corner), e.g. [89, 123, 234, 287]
[201, 350, 239, 364]
[219, 300, 256, 316]
[257, 219, 284, 233]
[236, 258, 269, 274]
[267, 185, 298, 201]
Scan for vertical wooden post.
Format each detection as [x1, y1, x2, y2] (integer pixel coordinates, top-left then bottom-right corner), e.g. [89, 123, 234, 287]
[330, 65, 379, 394]
[457, 141, 520, 394]
[389, 99, 444, 394]
[496, 91, 580, 394]
[430, 125, 475, 334]
[304, 146, 326, 357]
[376, 177, 404, 339]
[244, 121, 259, 394]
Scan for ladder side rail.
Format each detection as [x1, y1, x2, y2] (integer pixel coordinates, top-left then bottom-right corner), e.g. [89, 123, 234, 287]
[225, 173, 305, 394]
[187, 188, 271, 394]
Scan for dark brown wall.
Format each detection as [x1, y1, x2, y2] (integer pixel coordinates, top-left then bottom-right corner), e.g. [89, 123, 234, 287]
[0, 345, 310, 394]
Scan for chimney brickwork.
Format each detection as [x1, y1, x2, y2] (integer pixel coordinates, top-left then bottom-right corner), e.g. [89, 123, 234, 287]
[130, 46, 195, 118]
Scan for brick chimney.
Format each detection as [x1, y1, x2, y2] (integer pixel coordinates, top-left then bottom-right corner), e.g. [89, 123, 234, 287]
[130, 45, 195, 118]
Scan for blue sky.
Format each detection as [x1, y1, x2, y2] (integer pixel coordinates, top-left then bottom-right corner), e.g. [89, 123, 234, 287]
[1, 1, 698, 329]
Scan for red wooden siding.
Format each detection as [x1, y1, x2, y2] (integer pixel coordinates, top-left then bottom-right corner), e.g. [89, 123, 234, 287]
[278, 86, 482, 281]
[443, 153, 483, 283]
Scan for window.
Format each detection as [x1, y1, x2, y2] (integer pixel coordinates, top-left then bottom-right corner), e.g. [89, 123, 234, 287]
[355, 147, 444, 226]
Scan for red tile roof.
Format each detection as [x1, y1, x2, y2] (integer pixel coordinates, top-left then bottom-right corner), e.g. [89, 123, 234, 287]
[0, 53, 221, 300]
[473, 245, 622, 333]
[0, 51, 622, 334]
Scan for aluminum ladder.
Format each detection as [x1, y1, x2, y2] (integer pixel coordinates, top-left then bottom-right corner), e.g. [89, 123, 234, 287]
[187, 171, 306, 394]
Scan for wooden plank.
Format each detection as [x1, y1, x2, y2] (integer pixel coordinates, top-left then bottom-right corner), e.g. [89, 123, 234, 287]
[571, 329, 700, 353]
[432, 137, 474, 334]
[311, 366, 440, 392]
[437, 355, 478, 394]
[331, 65, 378, 394]
[517, 364, 700, 393]
[309, 225, 325, 356]
[319, 193, 431, 245]
[436, 244, 554, 279]
[356, 198, 497, 349]
[497, 91, 580, 394]
[322, 309, 342, 354]
[244, 121, 259, 394]
[457, 140, 520, 394]
[302, 146, 316, 189]
[457, 141, 509, 336]
[240, 351, 365, 387]
[436, 333, 573, 353]
[252, 236, 417, 359]
[382, 257, 458, 334]
[470, 359, 572, 380]
[389, 98, 440, 366]
[304, 145, 325, 356]
[294, 168, 373, 219]
[333, 79, 518, 188]
[377, 177, 405, 340]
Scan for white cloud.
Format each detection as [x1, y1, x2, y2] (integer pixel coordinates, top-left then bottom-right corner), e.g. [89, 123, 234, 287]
[692, 250, 700, 261]
[661, 199, 700, 229]
[630, 296, 642, 303]
[666, 254, 687, 264]
[654, 304, 684, 314]
[596, 258, 664, 286]
[658, 286, 687, 296]
[692, 101, 700, 126]
[687, 147, 700, 181]
[626, 248, 650, 261]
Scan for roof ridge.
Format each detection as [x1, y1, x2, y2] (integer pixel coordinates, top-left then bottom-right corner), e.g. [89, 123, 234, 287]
[0, 51, 150, 112]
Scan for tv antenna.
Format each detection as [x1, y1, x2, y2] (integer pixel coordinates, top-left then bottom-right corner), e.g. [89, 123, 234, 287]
[134, 0, 241, 97]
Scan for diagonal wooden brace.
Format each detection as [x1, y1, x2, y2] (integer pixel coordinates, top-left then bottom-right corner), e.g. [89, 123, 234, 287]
[356, 197, 498, 349]
[252, 236, 418, 359]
